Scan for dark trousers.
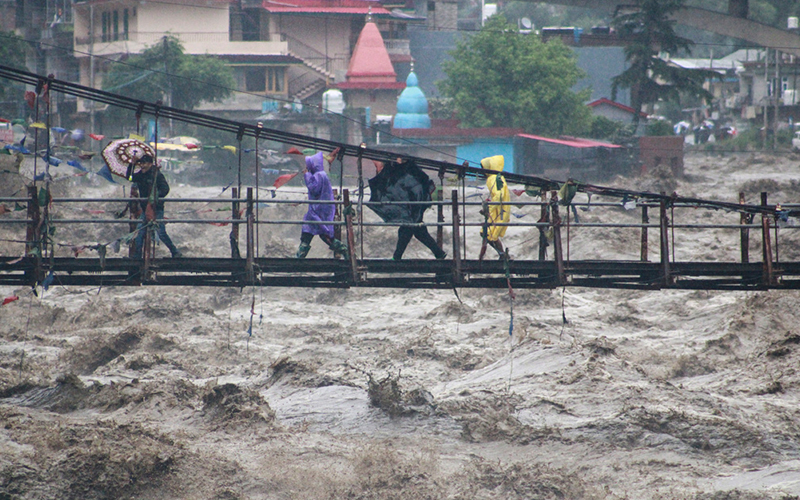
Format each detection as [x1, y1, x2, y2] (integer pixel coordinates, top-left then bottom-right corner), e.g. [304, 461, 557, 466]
[393, 226, 445, 260]
[301, 232, 333, 246]
[133, 208, 179, 258]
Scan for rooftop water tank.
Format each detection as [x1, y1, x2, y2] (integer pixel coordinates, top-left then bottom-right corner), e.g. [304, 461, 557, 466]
[322, 89, 345, 114]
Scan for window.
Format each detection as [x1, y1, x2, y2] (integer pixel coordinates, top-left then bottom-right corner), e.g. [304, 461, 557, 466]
[242, 9, 260, 41]
[112, 10, 119, 41]
[101, 11, 109, 42]
[267, 67, 285, 93]
[123, 9, 129, 40]
[244, 67, 266, 92]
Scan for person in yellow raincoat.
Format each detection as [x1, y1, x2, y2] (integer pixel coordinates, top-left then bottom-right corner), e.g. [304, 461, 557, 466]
[479, 155, 510, 260]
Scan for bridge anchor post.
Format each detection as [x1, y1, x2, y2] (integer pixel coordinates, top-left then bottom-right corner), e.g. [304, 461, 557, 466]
[761, 192, 774, 286]
[246, 187, 255, 284]
[451, 189, 462, 285]
[550, 191, 565, 286]
[659, 193, 673, 287]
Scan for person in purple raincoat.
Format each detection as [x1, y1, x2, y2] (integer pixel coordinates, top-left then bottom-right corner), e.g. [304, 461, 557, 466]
[296, 151, 348, 258]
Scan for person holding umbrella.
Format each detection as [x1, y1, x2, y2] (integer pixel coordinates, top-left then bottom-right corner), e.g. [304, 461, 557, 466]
[368, 158, 446, 261]
[132, 154, 182, 259]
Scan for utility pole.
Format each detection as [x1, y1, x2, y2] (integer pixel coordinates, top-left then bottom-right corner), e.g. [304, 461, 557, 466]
[89, 4, 95, 146]
[775, 49, 780, 150]
[763, 48, 769, 150]
[163, 36, 173, 137]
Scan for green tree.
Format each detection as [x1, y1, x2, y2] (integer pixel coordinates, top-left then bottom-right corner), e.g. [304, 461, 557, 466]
[611, 0, 717, 125]
[103, 35, 233, 112]
[440, 16, 592, 136]
[0, 31, 30, 109]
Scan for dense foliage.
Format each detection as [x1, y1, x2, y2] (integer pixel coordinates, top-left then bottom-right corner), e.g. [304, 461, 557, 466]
[611, 0, 717, 125]
[102, 35, 233, 112]
[439, 16, 593, 136]
[0, 31, 30, 108]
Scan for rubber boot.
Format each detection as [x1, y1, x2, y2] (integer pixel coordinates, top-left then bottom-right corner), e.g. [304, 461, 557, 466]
[296, 242, 311, 259]
[329, 239, 348, 257]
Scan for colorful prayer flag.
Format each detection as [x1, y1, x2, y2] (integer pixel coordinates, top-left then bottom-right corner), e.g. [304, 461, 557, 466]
[1, 296, 19, 306]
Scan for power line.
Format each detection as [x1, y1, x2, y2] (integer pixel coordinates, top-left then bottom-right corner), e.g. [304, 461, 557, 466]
[0, 31, 468, 163]
[2, 64, 796, 218]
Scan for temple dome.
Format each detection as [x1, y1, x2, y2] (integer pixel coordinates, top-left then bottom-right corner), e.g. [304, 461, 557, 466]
[393, 70, 431, 129]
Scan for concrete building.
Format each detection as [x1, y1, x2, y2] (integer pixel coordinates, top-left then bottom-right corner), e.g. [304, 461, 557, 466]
[69, 0, 416, 124]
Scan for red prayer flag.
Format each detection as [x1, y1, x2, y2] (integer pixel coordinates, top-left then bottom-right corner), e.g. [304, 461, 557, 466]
[24, 91, 36, 109]
[185, 143, 199, 149]
[2, 296, 19, 306]
[273, 172, 299, 189]
[285, 147, 303, 155]
[89, 134, 105, 141]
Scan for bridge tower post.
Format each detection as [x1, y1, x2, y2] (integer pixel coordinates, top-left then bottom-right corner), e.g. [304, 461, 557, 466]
[761, 192, 774, 286]
[436, 184, 444, 249]
[343, 189, 359, 284]
[230, 187, 241, 259]
[25, 186, 42, 286]
[739, 192, 750, 263]
[550, 191, 565, 285]
[246, 187, 255, 284]
[640, 205, 649, 261]
[659, 193, 671, 287]
[538, 191, 548, 261]
[451, 189, 462, 285]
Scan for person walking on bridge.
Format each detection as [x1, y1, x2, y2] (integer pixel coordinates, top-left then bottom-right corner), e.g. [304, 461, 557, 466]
[131, 154, 182, 259]
[479, 155, 510, 260]
[368, 159, 446, 261]
[295, 151, 347, 258]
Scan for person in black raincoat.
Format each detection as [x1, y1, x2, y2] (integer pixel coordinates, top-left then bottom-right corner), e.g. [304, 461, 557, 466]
[368, 159, 446, 260]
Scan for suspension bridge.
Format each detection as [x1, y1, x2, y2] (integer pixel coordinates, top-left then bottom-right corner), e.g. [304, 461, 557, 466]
[1, 66, 800, 292]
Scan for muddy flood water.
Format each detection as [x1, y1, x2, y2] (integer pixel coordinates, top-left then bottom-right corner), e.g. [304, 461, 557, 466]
[2, 151, 800, 499]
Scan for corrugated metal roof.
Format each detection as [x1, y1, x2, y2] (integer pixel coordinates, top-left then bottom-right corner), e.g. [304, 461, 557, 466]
[220, 54, 303, 64]
[587, 97, 648, 117]
[517, 133, 622, 148]
[263, 6, 391, 14]
[262, 0, 390, 15]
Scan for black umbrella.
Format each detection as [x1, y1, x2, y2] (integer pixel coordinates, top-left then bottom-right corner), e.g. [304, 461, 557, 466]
[367, 160, 434, 223]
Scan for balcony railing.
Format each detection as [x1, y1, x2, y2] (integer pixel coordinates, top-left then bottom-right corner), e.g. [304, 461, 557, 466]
[75, 32, 233, 46]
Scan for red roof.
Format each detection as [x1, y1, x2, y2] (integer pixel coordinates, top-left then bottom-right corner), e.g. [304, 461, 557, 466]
[587, 97, 648, 118]
[341, 20, 398, 87]
[517, 133, 622, 148]
[336, 81, 405, 89]
[262, 0, 391, 15]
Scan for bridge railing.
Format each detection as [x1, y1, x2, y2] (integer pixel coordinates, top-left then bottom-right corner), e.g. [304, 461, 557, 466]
[1, 186, 796, 288]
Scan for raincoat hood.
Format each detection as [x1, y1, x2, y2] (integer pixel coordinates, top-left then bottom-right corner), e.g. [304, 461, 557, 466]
[480, 155, 504, 173]
[305, 152, 325, 174]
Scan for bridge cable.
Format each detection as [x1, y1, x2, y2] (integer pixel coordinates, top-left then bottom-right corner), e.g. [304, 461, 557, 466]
[2, 65, 799, 219]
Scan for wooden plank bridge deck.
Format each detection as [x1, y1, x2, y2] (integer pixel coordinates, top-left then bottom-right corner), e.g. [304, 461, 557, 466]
[3, 256, 799, 291]
[2, 184, 799, 292]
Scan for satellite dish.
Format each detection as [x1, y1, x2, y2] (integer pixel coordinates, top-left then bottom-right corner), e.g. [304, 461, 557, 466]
[520, 17, 532, 29]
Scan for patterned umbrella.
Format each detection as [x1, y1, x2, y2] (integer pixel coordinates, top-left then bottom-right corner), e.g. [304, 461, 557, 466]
[101, 138, 155, 179]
